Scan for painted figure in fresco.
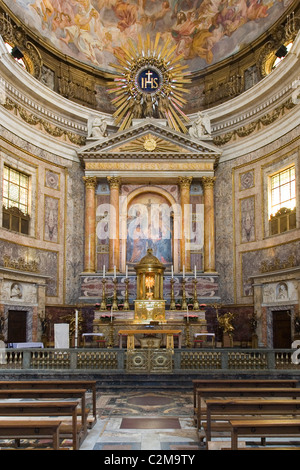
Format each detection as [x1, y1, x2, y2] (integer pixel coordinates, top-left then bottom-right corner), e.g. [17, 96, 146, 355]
[127, 225, 148, 263]
[112, 0, 139, 32]
[153, 224, 172, 264]
[24, 0, 284, 71]
[60, 2, 103, 64]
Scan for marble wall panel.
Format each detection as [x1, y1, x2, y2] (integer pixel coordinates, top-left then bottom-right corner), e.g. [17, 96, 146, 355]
[241, 241, 300, 298]
[0, 239, 58, 297]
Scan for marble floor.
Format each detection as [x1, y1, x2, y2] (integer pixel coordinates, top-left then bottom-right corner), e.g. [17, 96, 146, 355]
[80, 389, 204, 451]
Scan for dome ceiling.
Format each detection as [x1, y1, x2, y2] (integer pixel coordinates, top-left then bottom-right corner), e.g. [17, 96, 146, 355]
[5, 0, 293, 73]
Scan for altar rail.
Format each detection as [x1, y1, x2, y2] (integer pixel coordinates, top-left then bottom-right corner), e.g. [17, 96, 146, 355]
[0, 348, 300, 372]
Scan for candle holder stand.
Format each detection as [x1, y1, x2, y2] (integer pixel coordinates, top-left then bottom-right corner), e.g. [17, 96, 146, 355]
[193, 278, 200, 310]
[100, 278, 107, 311]
[107, 319, 114, 348]
[123, 278, 130, 310]
[112, 278, 118, 311]
[181, 278, 187, 310]
[170, 278, 176, 310]
[185, 322, 191, 348]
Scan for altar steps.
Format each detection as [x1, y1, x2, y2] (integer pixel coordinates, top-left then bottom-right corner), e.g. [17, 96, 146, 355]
[95, 374, 192, 391]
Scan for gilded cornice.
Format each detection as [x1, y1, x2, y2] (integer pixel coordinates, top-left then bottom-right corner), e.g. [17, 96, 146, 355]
[213, 97, 297, 146]
[2, 97, 86, 146]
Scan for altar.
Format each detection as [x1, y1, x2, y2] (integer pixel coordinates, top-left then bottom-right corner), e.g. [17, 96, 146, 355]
[91, 246, 210, 349]
[118, 329, 182, 350]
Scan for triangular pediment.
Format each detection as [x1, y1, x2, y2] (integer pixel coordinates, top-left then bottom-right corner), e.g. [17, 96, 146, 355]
[78, 118, 221, 161]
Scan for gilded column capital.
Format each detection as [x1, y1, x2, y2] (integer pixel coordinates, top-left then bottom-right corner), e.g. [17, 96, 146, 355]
[178, 176, 192, 188]
[107, 176, 121, 189]
[201, 176, 216, 188]
[83, 176, 97, 189]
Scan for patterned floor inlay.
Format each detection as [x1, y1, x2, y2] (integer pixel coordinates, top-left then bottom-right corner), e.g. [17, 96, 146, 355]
[98, 390, 193, 418]
[85, 389, 202, 450]
[120, 417, 181, 429]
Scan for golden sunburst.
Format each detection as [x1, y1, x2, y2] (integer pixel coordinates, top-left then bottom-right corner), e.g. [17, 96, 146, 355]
[107, 33, 191, 133]
[120, 134, 183, 153]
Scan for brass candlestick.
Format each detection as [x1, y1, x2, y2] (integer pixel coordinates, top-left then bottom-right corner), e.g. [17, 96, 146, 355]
[112, 277, 118, 311]
[107, 318, 114, 348]
[193, 278, 200, 310]
[182, 278, 187, 310]
[123, 277, 130, 310]
[185, 322, 191, 348]
[170, 278, 176, 310]
[100, 278, 107, 311]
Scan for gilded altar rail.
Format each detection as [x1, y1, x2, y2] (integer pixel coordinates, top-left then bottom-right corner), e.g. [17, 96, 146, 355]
[0, 348, 300, 372]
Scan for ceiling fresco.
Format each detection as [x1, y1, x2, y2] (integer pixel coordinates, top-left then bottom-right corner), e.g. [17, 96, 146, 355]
[5, 0, 293, 73]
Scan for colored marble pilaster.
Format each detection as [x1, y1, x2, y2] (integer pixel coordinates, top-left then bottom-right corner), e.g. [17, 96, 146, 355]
[83, 176, 97, 272]
[178, 176, 192, 272]
[107, 176, 121, 272]
[202, 176, 216, 273]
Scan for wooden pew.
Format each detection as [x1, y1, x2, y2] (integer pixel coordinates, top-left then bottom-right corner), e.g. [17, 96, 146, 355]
[0, 389, 88, 434]
[205, 399, 300, 447]
[196, 388, 300, 430]
[0, 419, 62, 450]
[230, 418, 300, 450]
[0, 380, 97, 426]
[0, 401, 79, 450]
[192, 379, 298, 410]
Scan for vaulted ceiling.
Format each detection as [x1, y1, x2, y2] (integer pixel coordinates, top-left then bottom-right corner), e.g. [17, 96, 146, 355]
[4, 0, 294, 73]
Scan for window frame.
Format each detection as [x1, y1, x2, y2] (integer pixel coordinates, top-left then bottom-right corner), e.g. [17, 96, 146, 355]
[269, 165, 296, 219]
[265, 161, 297, 238]
[2, 164, 31, 235]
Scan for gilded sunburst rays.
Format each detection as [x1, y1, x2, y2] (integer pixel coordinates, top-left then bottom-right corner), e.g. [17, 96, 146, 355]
[120, 134, 182, 153]
[108, 33, 191, 133]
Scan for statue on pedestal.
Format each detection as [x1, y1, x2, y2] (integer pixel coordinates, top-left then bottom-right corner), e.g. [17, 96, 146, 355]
[189, 111, 211, 140]
[89, 116, 108, 139]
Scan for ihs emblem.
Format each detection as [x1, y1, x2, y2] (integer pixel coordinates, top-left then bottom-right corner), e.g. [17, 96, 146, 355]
[108, 33, 191, 133]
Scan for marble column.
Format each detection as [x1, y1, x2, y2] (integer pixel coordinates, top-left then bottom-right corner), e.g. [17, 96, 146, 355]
[83, 176, 97, 273]
[178, 176, 192, 272]
[107, 176, 121, 272]
[202, 176, 216, 273]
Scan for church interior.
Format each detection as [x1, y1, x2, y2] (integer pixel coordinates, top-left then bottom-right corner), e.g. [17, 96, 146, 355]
[0, 0, 299, 452]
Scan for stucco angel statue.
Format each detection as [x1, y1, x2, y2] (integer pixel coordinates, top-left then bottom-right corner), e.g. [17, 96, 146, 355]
[189, 111, 211, 139]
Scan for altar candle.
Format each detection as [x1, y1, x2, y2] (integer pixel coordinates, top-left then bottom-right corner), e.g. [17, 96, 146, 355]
[75, 309, 78, 348]
[183, 265, 185, 278]
[111, 306, 113, 322]
[126, 265, 128, 278]
[114, 265, 116, 279]
[194, 265, 197, 279]
[103, 265, 105, 278]
[171, 265, 174, 278]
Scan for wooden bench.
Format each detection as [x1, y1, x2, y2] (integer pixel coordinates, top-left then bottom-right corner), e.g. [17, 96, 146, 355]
[0, 401, 79, 450]
[0, 419, 62, 450]
[230, 418, 300, 450]
[196, 388, 300, 430]
[0, 380, 97, 426]
[192, 379, 298, 410]
[0, 389, 88, 434]
[204, 399, 300, 447]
